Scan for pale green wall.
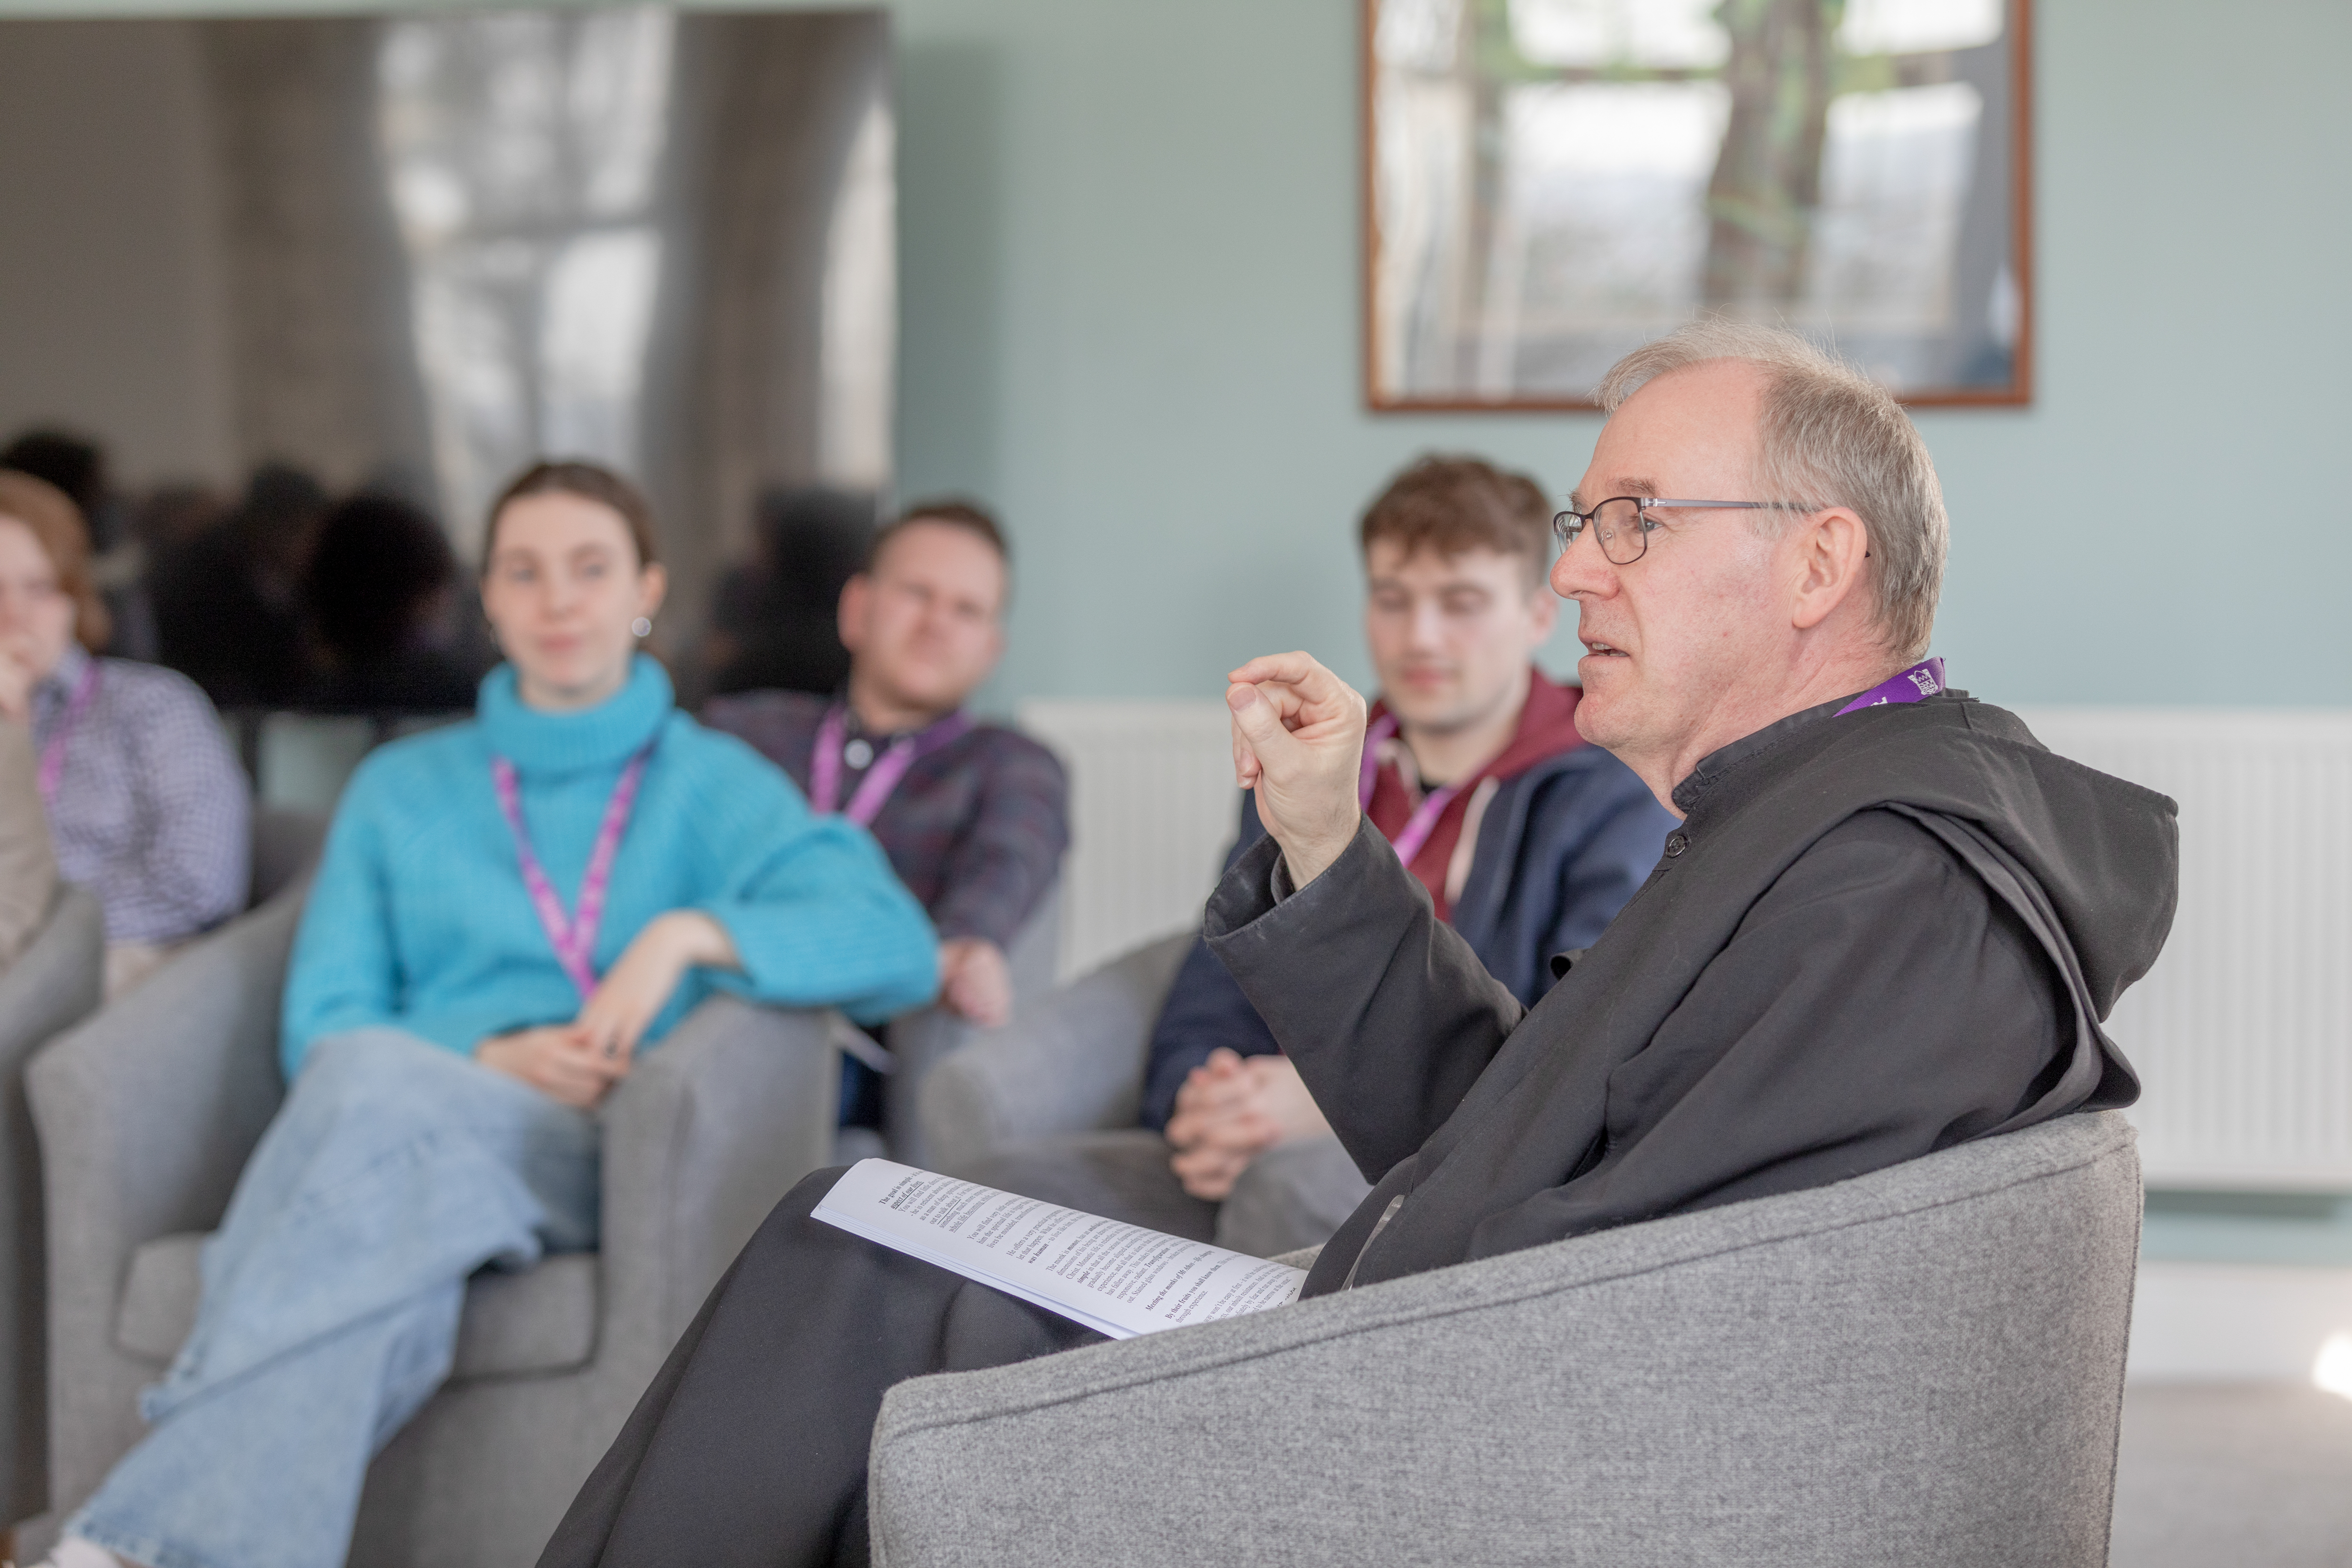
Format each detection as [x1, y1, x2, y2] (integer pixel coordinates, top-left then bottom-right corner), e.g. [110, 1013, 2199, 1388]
[10, 0, 2346, 706]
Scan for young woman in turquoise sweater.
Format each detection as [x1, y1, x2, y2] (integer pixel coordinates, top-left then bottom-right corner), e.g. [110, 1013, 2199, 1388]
[48, 463, 939, 1568]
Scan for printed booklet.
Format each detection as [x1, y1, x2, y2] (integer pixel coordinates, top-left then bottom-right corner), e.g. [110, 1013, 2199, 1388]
[814, 1159, 1308, 1339]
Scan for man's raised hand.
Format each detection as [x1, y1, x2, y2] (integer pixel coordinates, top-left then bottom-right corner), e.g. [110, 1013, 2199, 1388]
[1225, 651, 1367, 891]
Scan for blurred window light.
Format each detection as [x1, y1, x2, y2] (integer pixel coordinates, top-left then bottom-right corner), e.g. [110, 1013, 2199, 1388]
[571, 11, 672, 217]
[541, 229, 663, 461]
[818, 97, 895, 492]
[1807, 82, 1983, 334]
[1377, 0, 1463, 72]
[378, 9, 674, 551]
[1511, 79, 1728, 178]
[2317, 1331, 2352, 1401]
[1508, 0, 1729, 71]
[1837, 0, 2003, 58]
[1472, 81, 1727, 389]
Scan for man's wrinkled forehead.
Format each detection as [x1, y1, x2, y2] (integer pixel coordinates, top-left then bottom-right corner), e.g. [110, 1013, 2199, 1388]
[1575, 358, 1768, 509]
[1567, 477, 1661, 510]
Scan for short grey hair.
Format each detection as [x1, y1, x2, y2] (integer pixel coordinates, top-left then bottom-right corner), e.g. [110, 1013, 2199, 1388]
[1595, 319, 1947, 662]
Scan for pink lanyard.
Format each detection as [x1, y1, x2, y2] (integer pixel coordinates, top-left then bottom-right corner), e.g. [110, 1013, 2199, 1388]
[491, 746, 652, 1000]
[1836, 657, 1947, 715]
[809, 704, 973, 826]
[36, 660, 100, 805]
[1358, 714, 1462, 869]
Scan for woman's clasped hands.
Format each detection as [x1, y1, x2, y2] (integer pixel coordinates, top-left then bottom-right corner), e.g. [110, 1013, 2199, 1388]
[475, 910, 741, 1108]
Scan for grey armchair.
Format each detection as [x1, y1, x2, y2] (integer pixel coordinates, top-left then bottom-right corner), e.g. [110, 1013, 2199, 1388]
[0, 886, 103, 1526]
[22, 882, 844, 1567]
[916, 930, 1188, 1174]
[0, 808, 323, 1532]
[871, 1109, 2144, 1568]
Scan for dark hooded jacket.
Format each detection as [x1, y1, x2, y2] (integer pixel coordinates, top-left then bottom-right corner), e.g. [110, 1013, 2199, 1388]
[1203, 689, 2177, 1298]
[1140, 679, 1674, 1130]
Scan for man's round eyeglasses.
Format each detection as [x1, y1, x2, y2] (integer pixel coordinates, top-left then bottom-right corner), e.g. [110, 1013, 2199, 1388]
[1551, 498, 1796, 566]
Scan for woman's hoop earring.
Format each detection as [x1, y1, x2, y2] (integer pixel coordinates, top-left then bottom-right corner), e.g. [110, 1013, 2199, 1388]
[631, 617, 652, 638]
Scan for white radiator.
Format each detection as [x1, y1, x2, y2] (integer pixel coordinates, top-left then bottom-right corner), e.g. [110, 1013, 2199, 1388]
[1017, 699, 1241, 981]
[1017, 699, 2352, 1191]
[2016, 709, 2352, 1190]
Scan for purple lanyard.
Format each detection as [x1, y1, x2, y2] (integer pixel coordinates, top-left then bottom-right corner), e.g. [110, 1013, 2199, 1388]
[491, 746, 652, 1000]
[36, 660, 100, 805]
[1358, 714, 1462, 869]
[1835, 657, 1947, 716]
[810, 704, 973, 827]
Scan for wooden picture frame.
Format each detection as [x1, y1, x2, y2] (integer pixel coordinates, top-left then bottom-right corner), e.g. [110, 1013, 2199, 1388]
[1362, 0, 2034, 411]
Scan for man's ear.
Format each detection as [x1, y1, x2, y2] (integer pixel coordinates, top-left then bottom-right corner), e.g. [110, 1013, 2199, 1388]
[836, 573, 872, 653]
[1789, 508, 1872, 634]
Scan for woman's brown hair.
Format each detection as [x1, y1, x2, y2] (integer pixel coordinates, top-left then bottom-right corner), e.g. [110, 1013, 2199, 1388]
[0, 470, 111, 650]
[484, 460, 660, 568]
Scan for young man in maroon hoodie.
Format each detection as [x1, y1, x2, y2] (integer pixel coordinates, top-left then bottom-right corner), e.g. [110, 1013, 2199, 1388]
[960, 456, 1676, 1255]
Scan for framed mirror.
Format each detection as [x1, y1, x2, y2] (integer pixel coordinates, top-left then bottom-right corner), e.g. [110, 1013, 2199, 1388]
[1365, 0, 2032, 409]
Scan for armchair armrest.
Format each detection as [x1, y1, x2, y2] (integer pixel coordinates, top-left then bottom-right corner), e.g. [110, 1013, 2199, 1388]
[879, 882, 1065, 1169]
[0, 886, 103, 1523]
[868, 1113, 2142, 1568]
[596, 996, 842, 1380]
[27, 890, 301, 1516]
[916, 933, 1191, 1174]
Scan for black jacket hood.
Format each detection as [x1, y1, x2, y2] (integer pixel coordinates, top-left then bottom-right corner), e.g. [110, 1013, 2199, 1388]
[1679, 692, 2178, 1110]
[1699, 693, 2179, 1015]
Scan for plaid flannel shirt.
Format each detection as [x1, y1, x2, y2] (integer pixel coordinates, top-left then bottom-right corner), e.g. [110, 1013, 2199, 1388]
[702, 690, 1068, 951]
[30, 645, 250, 943]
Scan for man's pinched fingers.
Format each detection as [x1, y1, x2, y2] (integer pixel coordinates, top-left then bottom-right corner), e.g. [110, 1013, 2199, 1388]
[1230, 655, 1364, 732]
[1226, 651, 1333, 691]
[1228, 683, 1302, 769]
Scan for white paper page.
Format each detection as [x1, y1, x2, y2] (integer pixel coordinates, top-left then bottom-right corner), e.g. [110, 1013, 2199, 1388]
[814, 1159, 1307, 1339]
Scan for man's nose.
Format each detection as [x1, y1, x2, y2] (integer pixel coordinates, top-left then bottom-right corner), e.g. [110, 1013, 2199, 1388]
[1550, 526, 1615, 599]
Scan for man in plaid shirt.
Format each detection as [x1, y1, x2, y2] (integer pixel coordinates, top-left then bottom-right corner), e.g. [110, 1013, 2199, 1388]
[704, 501, 1068, 1048]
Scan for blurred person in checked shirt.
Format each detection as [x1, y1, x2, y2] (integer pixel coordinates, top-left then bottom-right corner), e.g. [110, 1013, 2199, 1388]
[703, 500, 1069, 1124]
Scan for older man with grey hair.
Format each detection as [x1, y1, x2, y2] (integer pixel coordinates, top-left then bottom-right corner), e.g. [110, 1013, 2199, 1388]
[540, 322, 2181, 1565]
[1216, 319, 2176, 1294]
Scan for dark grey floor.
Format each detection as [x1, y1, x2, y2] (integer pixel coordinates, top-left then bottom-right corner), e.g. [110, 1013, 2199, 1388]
[2111, 1385, 2352, 1567]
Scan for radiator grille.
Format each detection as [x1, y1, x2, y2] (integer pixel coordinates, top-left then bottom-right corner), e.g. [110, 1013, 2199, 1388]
[2018, 709, 2352, 1189]
[1017, 699, 1240, 980]
[1017, 700, 2352, 1190]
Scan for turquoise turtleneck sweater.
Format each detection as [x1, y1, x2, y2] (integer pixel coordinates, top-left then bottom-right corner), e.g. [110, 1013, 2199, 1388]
[281, 656, 938, 1076]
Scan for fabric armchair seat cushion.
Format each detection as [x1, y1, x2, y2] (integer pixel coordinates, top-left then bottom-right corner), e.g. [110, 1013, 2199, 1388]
[113, 1235, 599, 1380]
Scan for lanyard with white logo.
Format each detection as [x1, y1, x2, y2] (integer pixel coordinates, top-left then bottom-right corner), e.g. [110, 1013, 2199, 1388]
[809, 704, 974, 826]
[1835, 657, 1947, 715]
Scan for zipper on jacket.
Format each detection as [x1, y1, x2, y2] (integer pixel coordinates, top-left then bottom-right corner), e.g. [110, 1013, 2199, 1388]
[1340, 1194, 1406, 1291]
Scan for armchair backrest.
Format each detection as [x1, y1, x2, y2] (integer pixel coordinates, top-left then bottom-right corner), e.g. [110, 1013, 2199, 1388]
[250, 808, 328, 909]
[1002, 881, 1062, 1002]
[26, 885, 299, 1518]
[915, 931, 1191, 1173]
[871, 1111, 2145, 1568]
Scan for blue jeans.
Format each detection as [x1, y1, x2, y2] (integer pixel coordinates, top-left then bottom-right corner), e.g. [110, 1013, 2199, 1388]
[68, 1029, 601, 1568]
